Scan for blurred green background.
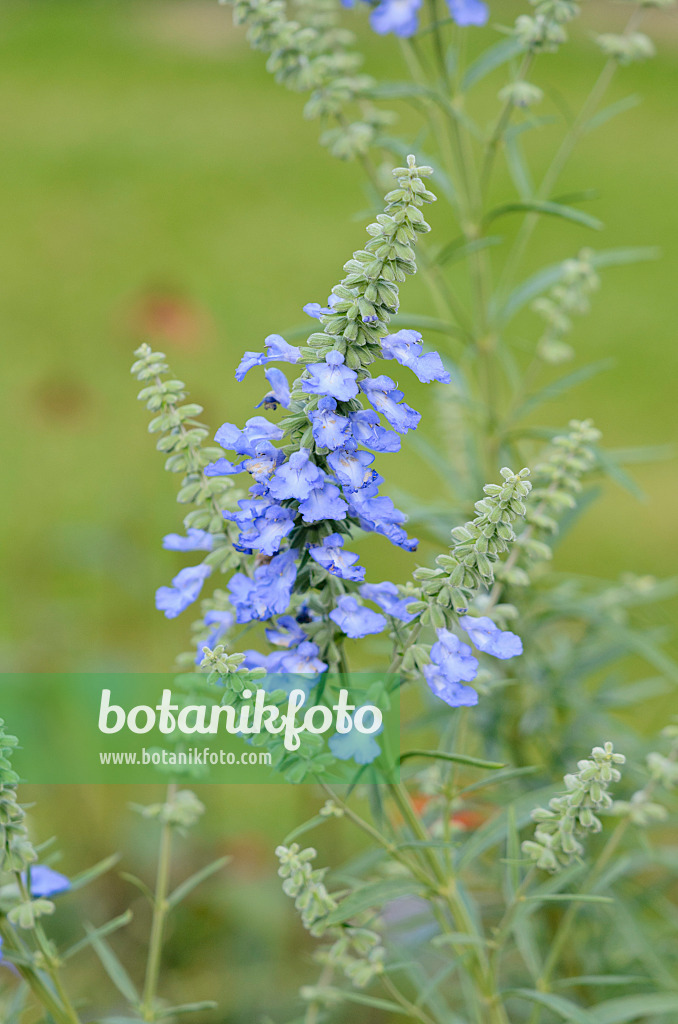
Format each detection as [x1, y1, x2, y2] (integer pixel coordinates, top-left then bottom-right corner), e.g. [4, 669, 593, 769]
[0, 0, 676, 1020]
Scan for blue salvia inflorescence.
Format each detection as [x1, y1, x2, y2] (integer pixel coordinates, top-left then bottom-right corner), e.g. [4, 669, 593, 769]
[135, 157, 528, 739]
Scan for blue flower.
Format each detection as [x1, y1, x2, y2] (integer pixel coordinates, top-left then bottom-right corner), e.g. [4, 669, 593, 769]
[370, 0, 422, 37]
[204, 609, 233, 645]
[348, 410, 401, 453]
[429, 628, 479, 683]
[459, 615, 523, 659]
[256, 367, 291, 410]
[242, 441, 284, 483]
[279, 641, 327, 675]
[235, 350, 267, 381]
[298, 481, 348, 524]
[448, 0, 488, 26]
[327, 445, 375, 490]
[269, 448, 326, 500]
[23, 865, 71, 898]
[238, 503, 297, 556]
[195, 609, 234, 663]
[156, 564, 211, 619]
[330, 596, 386, 638]
[308, 533, 366, 582]
[234, 336, 301, 380]
[424, 630, 479, 707]
[265, 333, 302, 364]
[348, 487, 417, 550]
[162, 528, 214, 552]
[215, 417, 284, 457]
[423, 630, 479, 706]
[359, 376, 421, 433]
[302, 351, 359, 402]
[360, 581, 416, 622]
[303, 294, 340, 319]
[204, 456, 242, 477]
[380, 330, 450, 384]
[265, 615, 308, 648]
[329, 710, 382, 765]
[424, 666, 479, 707]
[228, 548, 297, 623]
[308, 396, 352, 450]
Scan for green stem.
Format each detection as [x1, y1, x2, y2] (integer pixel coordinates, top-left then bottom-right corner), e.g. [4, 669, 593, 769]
[389, 782, 510, 1024]
[0, 918, 80, 1024]
[499, 8, 645, 301]
[480, 53, 534, 198]
[141, 783, 177, 1020]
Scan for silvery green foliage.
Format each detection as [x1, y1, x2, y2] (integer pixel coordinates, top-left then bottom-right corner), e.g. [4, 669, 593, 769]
[533, 249, 599, 363]
[223, 0, 393, 158]
[131, 345, 240, 556]
[0, 721, 36, 875]
[413, 466, 532, 623]
[495, 418, 601, 590]
[522, 742, 625, 871]
[276, 844, 386, 987]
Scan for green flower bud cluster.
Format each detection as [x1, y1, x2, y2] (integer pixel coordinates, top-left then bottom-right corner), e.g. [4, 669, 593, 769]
[411, 467, 532, 625]
[495, 420, 600, 590]
[533, 249, 600, 364]
[522, 742, 625, 871]
[498, 81, 544, 109]
[285, 156, 436, 449]
[223, 0, 393, 159]
[0, 719, 37, 876]
[596, 32, 655, 64]
[614, 727, 678, 825]
[131, 344, 240, 567]
[514, 0, 580, 53]
[133, 790, 206, 829]
[275, 843, 338, 935]
[276, 844, 385, 988]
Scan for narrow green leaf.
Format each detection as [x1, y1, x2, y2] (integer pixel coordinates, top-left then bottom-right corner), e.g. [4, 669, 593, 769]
[158, 1002, 218, 1017]
[282, 815, 327, 845]
[391, 312, 465, 337]
[68, 853, 121, 892]
[594, 447, 646, 501]
[514, 359, 614, 420]
[507, 988, 600, 1024]
[557, 976, 649, 990]
[436, 234, 503, 267]
[594, 994, 678, 1024]
[485, 199, 603, 232]
[317, 988, 404, 1013]
[64, 910, 133, 960]
[323, 878, 426, 927]
[462, 36, 525, 90]
[84, 922, 139, 1004]
[499, 246, 659, 323]
[399, 749, 505, 769]
[456, 765, 540, 799]
[167, 856, 231, 909]
[522, 893, 614, 904]
[505, 806, 520, 901]
[505, 133, 533, 199]
[432, 932, 490, 948]
[583, 94, 641, 134]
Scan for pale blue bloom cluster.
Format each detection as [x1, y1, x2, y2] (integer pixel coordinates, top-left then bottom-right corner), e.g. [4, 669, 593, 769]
[423, 616, 523, 707]
[352, 0, 489, 40]
[151, 188, 523, 766]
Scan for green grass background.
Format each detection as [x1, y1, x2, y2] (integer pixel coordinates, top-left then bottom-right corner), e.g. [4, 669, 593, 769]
[0, 1, 676, 1020]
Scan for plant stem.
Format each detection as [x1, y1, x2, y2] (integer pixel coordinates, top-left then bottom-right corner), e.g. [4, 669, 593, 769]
[0, 918, 81, 1024]
[141, 783, 177, 1020]
[498, 9, 644, 301]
